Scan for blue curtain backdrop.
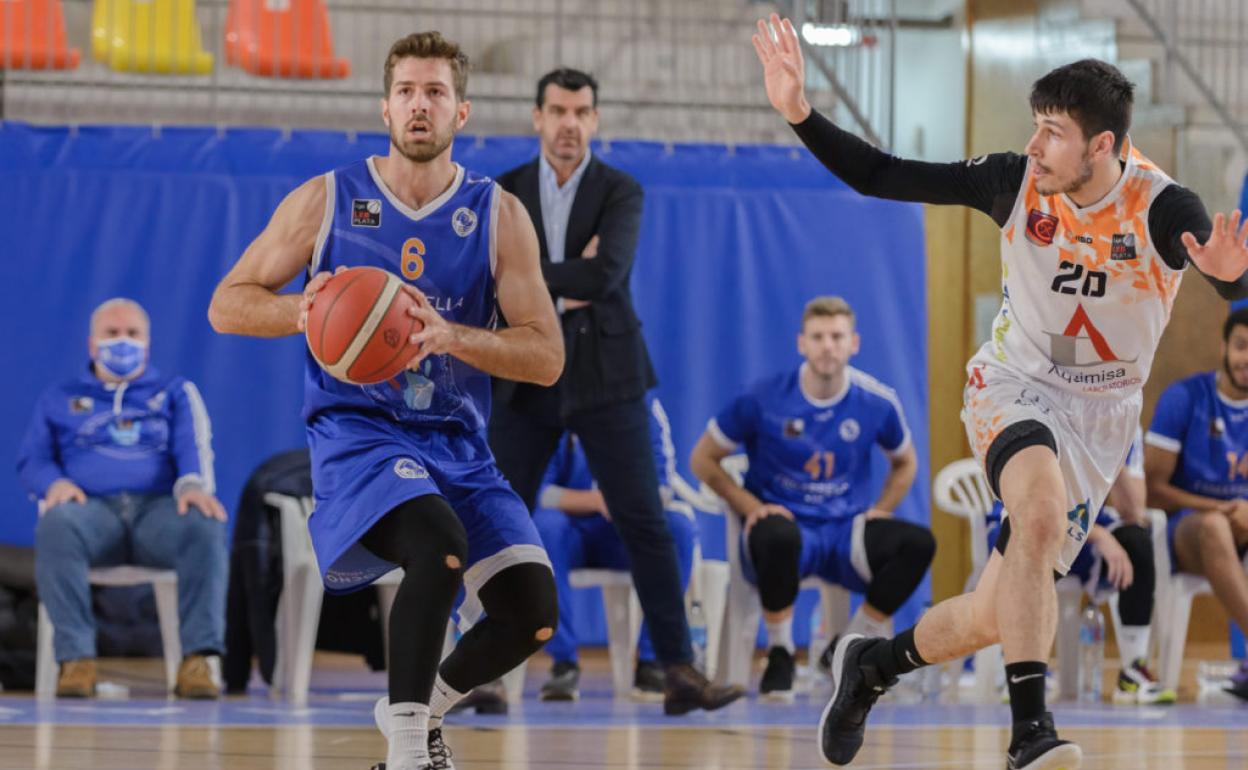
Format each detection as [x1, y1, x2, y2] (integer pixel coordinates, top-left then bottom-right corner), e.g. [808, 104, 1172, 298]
[0, 123, 928, 648]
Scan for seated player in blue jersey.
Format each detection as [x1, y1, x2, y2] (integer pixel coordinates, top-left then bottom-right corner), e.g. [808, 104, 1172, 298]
[208, 32, 565, 770]
[987, 427, 1173, 704]
[690, 296, 934, 701]
[1145, 308, 1248, 702]
[533, 395, 697, 701]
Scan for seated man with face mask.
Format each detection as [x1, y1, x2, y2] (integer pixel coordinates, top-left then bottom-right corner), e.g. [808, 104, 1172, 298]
[17, 298, 228, 699]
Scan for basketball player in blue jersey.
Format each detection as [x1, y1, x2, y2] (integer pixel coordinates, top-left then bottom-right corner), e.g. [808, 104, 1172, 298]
[1145, 308, 1248, 701]
[208, 32, 563, 770]
[690, 297, 934, 701]
[756, 13, 1248, 769]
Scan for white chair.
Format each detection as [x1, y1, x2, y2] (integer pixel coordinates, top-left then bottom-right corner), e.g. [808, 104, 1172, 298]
[267, 492, 528, 706]
[689, 455, 852, 690]
[1152, 509, 1248, 692]
[36, 565, 181, 699]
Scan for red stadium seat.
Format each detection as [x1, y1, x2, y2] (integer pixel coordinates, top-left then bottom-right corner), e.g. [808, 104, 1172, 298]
[224, 0, 349, 79]
[0, 0, 81, 70]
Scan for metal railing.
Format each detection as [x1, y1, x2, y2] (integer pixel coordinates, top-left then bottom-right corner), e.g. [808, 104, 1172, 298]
[0, 0, 898, 145]
[1124, 0, 1248, 152]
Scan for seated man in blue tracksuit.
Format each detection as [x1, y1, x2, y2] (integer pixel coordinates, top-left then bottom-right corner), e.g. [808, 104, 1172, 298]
[987, 427, 1172, 704]
[533, 395, 697, 701]
[16, 298, 227, 699]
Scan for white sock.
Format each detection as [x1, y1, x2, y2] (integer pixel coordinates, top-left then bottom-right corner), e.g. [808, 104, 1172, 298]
[845, 606, 892, 639]
[386, 702, 429, 770]
[1118, 625, 1150, 667]
[427, 675, 465, 731]
[765, 618, 794, 653]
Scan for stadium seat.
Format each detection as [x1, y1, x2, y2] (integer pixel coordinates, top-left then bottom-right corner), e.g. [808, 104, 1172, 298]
[224, 0, 349, 79]
[36, 566, 181, 699]
[0, 0, 80, 70]
[90, 0, 214, 74]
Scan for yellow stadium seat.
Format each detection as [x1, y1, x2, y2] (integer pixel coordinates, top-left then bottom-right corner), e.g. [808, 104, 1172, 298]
[91, 0, 214, 74]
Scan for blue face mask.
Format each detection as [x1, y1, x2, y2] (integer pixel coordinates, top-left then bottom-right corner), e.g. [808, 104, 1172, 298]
[94, 337, 148, 380]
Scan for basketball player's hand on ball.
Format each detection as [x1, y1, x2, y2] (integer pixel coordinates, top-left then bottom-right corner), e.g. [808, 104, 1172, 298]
[42, 479, 86, 510]
[1182, 209, 1248, 282]
[752, 13, 811, 124]
[743, 502, 794, 536]
[177, 488, 228, 521]
[297, 267, 348, 332]
[402, 284, 456, 366]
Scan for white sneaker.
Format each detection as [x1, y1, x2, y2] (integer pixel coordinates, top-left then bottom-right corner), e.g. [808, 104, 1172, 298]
[1112, 659, 1176, 704]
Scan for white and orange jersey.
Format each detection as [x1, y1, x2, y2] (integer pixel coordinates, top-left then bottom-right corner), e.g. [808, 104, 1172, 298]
[985, 140, 1183, 398]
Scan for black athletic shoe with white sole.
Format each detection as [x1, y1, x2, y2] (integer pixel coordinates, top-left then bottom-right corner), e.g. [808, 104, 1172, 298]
[816, 634, 896, 765]
[1005, 713, 1082, 770]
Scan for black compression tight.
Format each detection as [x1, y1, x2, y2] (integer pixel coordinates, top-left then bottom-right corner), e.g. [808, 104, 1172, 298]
[1112, 523, 1154, 626]
[438, 562, 559, 693]
[359, 495, 468, 705]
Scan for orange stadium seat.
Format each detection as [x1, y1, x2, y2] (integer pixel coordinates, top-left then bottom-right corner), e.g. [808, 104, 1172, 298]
[0, 0, 81, 70]
[224, 0, 349, 79]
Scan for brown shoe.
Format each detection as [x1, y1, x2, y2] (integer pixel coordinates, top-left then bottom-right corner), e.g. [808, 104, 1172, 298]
[56, 658, 97, 698]
[663, 663, 745, 715]
[175, 655, 220, 699]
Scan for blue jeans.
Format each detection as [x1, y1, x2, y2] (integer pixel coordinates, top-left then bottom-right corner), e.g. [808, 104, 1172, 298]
[35, 493, 227, 663]
[535, 507, 696, 665]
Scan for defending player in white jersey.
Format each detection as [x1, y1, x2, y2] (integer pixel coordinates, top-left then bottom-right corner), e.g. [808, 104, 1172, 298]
[753, 13, 1248, 770]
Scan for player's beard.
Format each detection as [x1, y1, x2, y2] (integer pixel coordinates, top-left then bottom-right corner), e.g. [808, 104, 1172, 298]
[1223, 353, 1248, 393]
[1056, 147, 1096, 196]
[391, 119, 455, 164]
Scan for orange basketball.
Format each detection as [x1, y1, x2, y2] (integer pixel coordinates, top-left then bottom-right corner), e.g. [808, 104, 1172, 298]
[304, 266, 423, 385]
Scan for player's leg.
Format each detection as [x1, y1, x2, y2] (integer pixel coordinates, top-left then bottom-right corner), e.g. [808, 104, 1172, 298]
[1108, 523, 1172, 704]
[633, 510, 697, 697]
[360, 496, 468, 770]
[856, 517, 936, 634]
[745, 513, 803, 700]
[1172, 509, 1248, 700]
[532, 508, 587, 701]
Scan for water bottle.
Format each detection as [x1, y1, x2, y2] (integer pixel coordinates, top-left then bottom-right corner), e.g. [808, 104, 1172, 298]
[689, 600, 708, 674]
[1077, 605, 1104, 702]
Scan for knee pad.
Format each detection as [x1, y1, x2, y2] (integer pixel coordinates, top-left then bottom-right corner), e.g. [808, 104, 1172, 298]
[864, 519, 936, 573]
[480, 562, 559, 645]
[747, 515, 801, 612]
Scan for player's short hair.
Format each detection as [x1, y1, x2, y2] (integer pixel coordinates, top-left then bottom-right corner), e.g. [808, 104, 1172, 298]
[801, 296, 855, 330]
[90, 298, 150, 337]
[383, 31, 469, 100]
[1223, 308, 1248, 341]
[536, 68, 599, 108]
[1030, 59, 1134, 154]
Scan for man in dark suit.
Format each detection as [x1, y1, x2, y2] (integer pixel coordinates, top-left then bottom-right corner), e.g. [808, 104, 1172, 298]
[490, 68, 743, 715]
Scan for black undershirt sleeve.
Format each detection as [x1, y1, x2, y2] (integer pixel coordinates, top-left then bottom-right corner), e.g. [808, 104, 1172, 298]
[790, 107, 1027, 227]
[1148, 184, 1248, 299]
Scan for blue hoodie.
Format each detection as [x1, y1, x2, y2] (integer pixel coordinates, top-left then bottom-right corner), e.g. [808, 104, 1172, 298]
[17, 364, 215, 500]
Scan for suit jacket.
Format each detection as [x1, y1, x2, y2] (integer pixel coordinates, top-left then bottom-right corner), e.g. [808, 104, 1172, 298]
[495, 154, 657, 416]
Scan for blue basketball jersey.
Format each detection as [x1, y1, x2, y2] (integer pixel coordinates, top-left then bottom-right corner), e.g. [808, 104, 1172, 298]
[1146, 371, 1248, 500]
[303, 158, 499, 433]
[709, 365, 910, 522]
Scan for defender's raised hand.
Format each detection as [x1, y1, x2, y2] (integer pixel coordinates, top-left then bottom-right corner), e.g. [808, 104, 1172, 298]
[1183, 209, 1248, 282]
[752, 13, 811, 124]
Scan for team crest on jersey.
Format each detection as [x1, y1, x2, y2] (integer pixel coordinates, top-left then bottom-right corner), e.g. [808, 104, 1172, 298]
[451, 207, 478, 237]
[393, 457, 429, 480]
[1025, 209, 1058, 246]
[69, 396, 94, 414]
[838, 419, 861, 442]
[1110, 233, 1137, 260]
[352, 199, 382, 228]
[1211, 417, 1226, 438]
[146, 392, 166, 411]
[783, 418, 805, 438]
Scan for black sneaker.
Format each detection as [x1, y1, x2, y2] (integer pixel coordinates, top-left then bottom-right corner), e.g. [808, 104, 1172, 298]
[539, 661, 581, 701]
[816, 634, 840, 679]
[816, 634, 896, 766]
[447, 679, 508, 715]
[632, 659, 665, 701]
[427, 727, 455, 770]
[1005, 713, 1082, 770]
[759, 646, 795, 702]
